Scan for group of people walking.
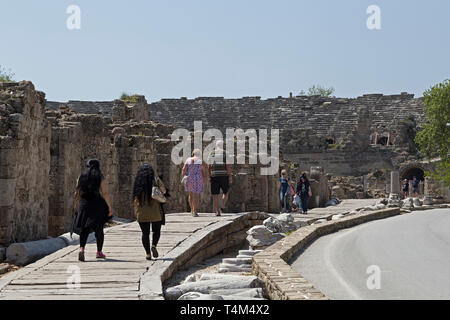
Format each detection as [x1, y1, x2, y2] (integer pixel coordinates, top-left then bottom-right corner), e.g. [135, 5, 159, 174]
[71, 140, 232, 262]
[71, 147, 323, 263]
[278, 169, 312, 214]
[181, 140, 232, 217]
[402, 176, 420, 198]
[72, 159, 167, 261]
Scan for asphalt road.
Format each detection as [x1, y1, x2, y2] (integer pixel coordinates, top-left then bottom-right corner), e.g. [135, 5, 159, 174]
[290, 208, 450, 300]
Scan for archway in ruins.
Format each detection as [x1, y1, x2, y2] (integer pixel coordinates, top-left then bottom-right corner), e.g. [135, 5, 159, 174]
[377, 136, 392, 146]
[400, 166, 425, 181]
[325, 138, 335, 145]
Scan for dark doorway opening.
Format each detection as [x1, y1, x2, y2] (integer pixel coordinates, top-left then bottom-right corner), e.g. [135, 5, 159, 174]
[325, 138, 334, 145]
[377, 136, 388, 145]
[401, 167, 425, 182]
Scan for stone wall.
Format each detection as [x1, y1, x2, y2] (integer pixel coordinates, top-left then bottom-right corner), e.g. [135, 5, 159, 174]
[47, 93, 425, 142]
[46, 92, 426, 176]
[0, 82, 51, 245]
[112, 95, 151, 122]
[4, 82, 311, 245]
[45, 106, 182, 236]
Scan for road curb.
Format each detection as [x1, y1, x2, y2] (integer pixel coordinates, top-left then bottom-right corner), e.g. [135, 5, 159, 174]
[252, 207, 401, 300]
[138, 211, 269, 300]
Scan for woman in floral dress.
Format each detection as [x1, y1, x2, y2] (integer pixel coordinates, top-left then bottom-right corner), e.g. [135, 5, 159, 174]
[181, 149, 207, 217]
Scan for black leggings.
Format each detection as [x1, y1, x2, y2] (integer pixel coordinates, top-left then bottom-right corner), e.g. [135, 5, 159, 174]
[139, 221, 162, 254]
[80, 225, 104, 252]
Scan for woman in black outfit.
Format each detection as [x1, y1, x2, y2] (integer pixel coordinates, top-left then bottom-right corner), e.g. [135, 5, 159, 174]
[296, 173, 312, 214]
[73, 159, 112, 262]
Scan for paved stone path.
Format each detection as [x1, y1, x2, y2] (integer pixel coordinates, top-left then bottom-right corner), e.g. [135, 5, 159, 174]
[0, 213, 241, 300]
[271, 199, 377, 225]
[0, 200, 375, 300]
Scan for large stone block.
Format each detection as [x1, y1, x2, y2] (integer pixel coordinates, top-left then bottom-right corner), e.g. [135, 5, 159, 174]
[165, 276, 263, 300]
[6, 237, 67, 266]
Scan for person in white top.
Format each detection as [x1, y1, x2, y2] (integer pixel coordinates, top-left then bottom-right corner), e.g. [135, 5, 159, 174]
[181, 149, 207, 217]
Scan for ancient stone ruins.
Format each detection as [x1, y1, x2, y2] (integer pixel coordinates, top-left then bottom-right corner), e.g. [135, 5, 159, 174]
[0, 81, 447, 248]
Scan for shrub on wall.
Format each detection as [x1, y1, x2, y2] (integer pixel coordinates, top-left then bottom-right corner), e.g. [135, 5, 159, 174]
[0, 65, 14, 82]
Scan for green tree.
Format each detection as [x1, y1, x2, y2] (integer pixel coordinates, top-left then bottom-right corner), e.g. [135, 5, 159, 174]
[415, 80, 450, 187]
[0, 65, 14, 82]
[299, 85, 334, 97]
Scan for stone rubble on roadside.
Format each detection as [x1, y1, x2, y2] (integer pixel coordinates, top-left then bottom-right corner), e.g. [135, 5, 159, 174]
[331, 214, 344, 220]
[165, 274, 266, 300]
[402, 197, 414, 209]
[413, 198, 423, 207]
[164, 246, 267, 301]
[217, 249, 261, 273]
[246, 213, 298, 250]
[246, 225, 286, 250]
[178, 292, 224, 300]
[263, 214, 296, 234]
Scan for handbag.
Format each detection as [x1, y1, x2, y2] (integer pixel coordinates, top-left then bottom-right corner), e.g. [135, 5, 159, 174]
[152, 177, 167, 203]
[181, 160, 190, 184]
[293, 194, 300, 206]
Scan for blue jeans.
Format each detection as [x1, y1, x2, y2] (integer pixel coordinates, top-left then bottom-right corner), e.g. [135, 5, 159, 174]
[300, 194, 308, 213]
[280, 191, 290, 211]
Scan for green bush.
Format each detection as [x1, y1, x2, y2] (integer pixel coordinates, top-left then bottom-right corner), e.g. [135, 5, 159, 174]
[299, 85, 335, 97]
[0, 65, 14, 82]
[415, 80, 450, 187]
[120, 92, 137, 104]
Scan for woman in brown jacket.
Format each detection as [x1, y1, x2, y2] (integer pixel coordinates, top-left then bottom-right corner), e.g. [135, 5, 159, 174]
[132, 163, 166, 260]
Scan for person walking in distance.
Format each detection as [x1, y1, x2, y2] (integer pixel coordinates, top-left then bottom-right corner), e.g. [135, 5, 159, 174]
[411, 176, 419, 197]
[133, 163, 166, 260]
[296, 173, 312, 214]
[402, 179, 409, 198]
[181, 149, 207, 217]
[207, 140, 232, 216]
[73, 159, 112, 262]
[277, 169, 293, 213]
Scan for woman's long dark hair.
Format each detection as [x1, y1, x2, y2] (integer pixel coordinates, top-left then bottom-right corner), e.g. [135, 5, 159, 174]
[300, 173, 309, 183]
[133, 163, 155, 206]
[76, 159, 103, 197]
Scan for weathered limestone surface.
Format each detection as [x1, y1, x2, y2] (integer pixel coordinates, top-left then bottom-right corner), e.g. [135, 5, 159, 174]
[6, 238, 67, 266]
[2, 82, 284, 245]
[0, 81, 51, 245]
[246, 225, 286, 250]
[165, 276, 263, 300]
[47, 93, 426, 176]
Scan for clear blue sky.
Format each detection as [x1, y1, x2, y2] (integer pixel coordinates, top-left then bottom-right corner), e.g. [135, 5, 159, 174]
[1, 0, 449, 102]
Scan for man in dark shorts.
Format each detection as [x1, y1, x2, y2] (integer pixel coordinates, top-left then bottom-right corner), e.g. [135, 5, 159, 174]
[207, 140, 232, 216]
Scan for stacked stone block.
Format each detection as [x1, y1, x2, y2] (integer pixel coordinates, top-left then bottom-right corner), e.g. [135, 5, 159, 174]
[0, 81, 51, 245]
